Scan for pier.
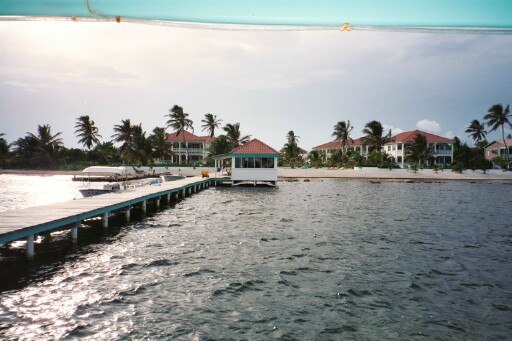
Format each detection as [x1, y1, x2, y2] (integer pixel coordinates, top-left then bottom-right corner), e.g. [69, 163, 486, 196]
[0, 176, 215, 260]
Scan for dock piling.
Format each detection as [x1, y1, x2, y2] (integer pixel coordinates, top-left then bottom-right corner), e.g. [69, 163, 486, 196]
[102, 212, 109, 228]
[156, 197, 161, 209]
[125, 207, 131, 222]
[71, 222, 79, 243]
[142, 200, 147, 214]
[26, 234, 35, 260]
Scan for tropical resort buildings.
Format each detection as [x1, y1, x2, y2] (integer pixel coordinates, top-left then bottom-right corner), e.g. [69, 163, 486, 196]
[313, 129, 454, 167]
[213, 138, 280, 186]
[383, 130, 454, 167]
[313, 138, 369, 158]
[484, 139, 512, 166]
[165, 131, 213, 163]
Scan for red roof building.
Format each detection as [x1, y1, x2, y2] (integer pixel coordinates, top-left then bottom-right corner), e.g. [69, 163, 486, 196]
[384, 130, 454, 166]
[165, 130, 213, 164]
[212, 138, 279, 186]
[226, 138, 280, 156]
[312, 137, 369, 158]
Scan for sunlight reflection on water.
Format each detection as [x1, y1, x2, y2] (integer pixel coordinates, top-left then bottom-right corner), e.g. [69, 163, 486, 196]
[0, 174, 81, 212]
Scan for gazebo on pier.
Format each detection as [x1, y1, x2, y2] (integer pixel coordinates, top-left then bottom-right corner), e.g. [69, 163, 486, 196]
[212, 138, 280, 186]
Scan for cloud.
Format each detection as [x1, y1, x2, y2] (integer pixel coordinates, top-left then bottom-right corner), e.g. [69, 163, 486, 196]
[444, 131, 455, 138]
[3, 80, 35, 92]
[383, 124, 403, 136]
[416, 119, 441, 132]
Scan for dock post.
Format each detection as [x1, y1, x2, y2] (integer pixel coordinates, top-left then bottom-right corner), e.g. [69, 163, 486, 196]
[156, 197, 161, 209]
[26, 234, 35, 260]
[71, 222, 79, 243]
[167, 193, 171, 204]
[142, 200, 147, 214]
[102, 212, 109, 228]
[182, 188, 186, 198]
[125, 207, 131, 222]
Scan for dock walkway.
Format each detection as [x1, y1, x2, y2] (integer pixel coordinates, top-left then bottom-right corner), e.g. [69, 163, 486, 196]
[0, 176, 212, 258]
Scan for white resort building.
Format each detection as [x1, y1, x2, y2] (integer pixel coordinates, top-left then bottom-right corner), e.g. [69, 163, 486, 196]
[165, 131, 213, 163]
[383, 130, 454, 166]
[213, 138, 280, 186]
[312, 138, 370, 158]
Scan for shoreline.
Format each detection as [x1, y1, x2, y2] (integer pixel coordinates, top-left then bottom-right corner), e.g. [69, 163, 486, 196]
[2, 167, 512, 182]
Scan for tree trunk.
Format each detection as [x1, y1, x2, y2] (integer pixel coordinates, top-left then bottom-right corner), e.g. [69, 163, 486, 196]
[502, 126, 510, 169]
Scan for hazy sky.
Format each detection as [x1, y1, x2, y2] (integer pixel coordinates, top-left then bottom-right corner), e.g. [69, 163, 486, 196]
[1, 21, 512, 150]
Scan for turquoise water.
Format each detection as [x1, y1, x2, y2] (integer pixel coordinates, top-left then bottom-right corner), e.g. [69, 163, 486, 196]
[1, 0, 512, 28]
[0, 176, 511, 339]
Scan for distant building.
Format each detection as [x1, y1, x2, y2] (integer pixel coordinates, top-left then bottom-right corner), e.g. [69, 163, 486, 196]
[383, 130, 454, 167]
[166, 131, 213, 163]
[312, 138, 369, 158]
[484, 140, 512, 167]
[212, 138, 280, 186]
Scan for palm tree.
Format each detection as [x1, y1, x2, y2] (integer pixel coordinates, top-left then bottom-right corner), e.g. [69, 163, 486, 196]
[28, 124, 64, 154]
[201, 113, 222, 138]
[149, 127, 173, 161]
[127, 124, 152, 165]
[405, 133, 432, 166]
[332, 121, 353, 154]
[465, 119, 487, 144]
[93, 141, 120, 165]
[281, 131, 302, 168]
[484, 104, 512, 168]
[74, 115, 102, 150]
[223, 122, 250, 148]
[361, 120, 392, 164]
[208, 134, 232, 156]
[166, 105, 194, 163]
[112, 119, 136, 154]
[308, 150, 324, 168]
[0, 133, 8, 166]
[361, 120, 391, 151]
[13, 124, 63, 168]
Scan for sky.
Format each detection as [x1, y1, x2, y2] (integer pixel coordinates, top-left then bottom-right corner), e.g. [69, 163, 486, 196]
[1, 20, 512, 151]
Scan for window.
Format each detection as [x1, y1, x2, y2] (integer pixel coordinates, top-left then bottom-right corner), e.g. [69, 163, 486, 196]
[397, 156, 402, 163]
[235, 157, 275, 168]
[387, 145, 391, 151]
[398, 143, 402, 150]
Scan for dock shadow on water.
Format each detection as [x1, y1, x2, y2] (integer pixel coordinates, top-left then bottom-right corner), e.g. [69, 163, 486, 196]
[1, 176, 512, 339]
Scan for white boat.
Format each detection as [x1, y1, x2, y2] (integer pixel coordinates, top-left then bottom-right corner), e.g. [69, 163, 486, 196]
[160, 174, 186, 182]
[79, 166, 134, 197]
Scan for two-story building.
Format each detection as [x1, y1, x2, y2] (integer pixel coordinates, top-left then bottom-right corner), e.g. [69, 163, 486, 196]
[312, 138, 369, 158]
[383, 130, 453, 167]
[484, 139, 512, 168]
[166, 131, 213, 163]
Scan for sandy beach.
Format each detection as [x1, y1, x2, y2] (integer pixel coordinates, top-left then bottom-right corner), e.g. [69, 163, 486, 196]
[277, 167, 512, 181]
[1, 167, 512, 182]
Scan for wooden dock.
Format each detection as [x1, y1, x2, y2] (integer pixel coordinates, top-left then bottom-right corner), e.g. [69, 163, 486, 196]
[0, 176, 215, 259]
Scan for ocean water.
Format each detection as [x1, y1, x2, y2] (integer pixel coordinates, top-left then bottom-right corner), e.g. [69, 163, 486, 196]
[0, 175, 511, 339]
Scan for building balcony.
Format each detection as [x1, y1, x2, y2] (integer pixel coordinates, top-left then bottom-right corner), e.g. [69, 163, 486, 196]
[171, 148, 206, 153]
[432, 150, 452, 155]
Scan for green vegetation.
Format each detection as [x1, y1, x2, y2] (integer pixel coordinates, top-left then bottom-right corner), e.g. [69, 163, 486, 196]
[201, 113, 222, 138]
[280, 131, 303, 168]
[483, 104, 511, 169]
[1, 102, 509, 173]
